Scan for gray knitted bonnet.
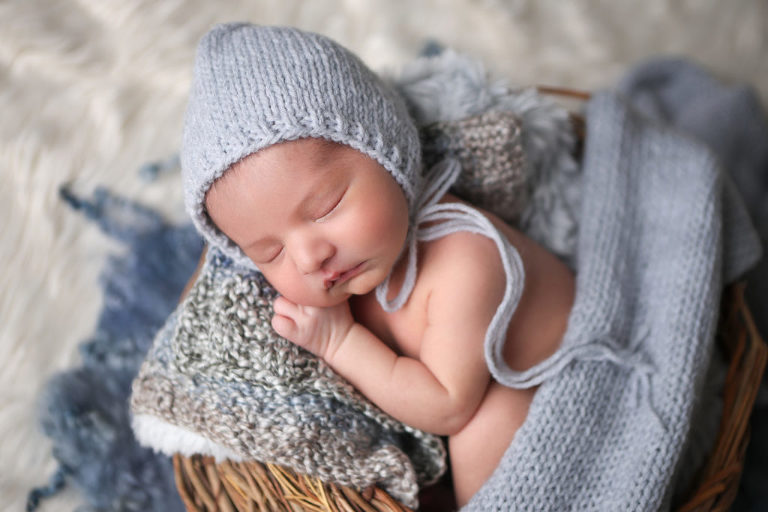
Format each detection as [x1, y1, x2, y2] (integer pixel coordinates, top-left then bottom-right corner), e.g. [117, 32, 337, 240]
[182, 22, 524, 332]
[181, 23, 422, 268]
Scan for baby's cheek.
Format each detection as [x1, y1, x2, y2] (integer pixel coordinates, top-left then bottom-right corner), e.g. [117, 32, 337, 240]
[264, 268, 301, 298]
[365, 210, 408, 256]
[354, 201, 405, 243]
[262, 267, 329, 308]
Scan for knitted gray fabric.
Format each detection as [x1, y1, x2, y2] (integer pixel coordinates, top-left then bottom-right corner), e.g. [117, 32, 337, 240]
[394, 50, 582, 268]
[464, 92, 761, 511]
[619, 59, 768, 509]
[181, 23, 421, 269]
[421, 110, 530, 225]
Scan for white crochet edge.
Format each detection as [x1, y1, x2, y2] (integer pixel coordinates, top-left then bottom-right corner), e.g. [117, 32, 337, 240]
[132, 413, 244, 462]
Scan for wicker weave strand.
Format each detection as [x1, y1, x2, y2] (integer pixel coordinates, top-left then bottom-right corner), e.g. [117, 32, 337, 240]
[174, 455, 413, 512]
[676, 284, 768, 512]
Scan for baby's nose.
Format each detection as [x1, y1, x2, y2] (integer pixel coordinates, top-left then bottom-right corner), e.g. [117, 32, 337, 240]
[293, 237, 335, 275]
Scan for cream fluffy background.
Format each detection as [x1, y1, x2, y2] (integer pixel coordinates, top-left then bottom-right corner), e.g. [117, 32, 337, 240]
[1, 1, 766, 509]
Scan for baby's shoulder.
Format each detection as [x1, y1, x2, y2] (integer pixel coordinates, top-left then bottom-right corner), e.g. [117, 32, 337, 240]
[421, 229, 499, 268]
[418, 230, 506, 302]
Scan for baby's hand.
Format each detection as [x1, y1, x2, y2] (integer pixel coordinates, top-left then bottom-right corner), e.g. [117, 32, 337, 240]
[271, 296, 354, 360]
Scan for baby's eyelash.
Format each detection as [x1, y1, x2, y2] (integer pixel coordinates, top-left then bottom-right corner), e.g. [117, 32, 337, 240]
[264, 246, 283, 263]
[315, 190, 345, 222]
[252, 245, 282, 265]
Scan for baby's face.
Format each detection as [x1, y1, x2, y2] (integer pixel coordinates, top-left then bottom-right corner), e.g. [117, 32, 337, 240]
[205, 138, 409, 308]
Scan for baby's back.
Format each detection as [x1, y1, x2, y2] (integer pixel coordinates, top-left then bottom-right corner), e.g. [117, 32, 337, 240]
[485, 202, 575, 371]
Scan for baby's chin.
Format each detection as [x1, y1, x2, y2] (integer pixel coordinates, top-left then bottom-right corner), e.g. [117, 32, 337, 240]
[275, 288, 353, 308]
[276, 280, 379, 308]
[268, 266, 388, 308]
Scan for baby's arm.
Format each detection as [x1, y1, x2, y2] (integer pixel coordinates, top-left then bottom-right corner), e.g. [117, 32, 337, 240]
[272, 234, 505, 435]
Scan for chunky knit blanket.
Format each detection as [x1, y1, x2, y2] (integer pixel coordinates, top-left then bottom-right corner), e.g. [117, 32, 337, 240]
[130, 248, 446, 507]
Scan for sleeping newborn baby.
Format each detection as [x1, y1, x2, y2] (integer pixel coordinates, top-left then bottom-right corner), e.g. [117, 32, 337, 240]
[183, 23, 574, 507]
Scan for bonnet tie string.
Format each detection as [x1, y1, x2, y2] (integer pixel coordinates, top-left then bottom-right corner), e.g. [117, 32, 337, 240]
[375, 158, 526, 381]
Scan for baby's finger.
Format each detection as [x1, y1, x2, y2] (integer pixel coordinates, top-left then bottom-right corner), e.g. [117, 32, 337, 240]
[273, 295, 299, 317]
[271, 313, 297, 341]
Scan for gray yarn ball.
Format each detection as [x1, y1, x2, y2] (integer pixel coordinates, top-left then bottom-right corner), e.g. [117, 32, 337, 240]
[181, 23, 421, 268]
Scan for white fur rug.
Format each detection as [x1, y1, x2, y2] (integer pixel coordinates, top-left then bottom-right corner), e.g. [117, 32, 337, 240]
[2, 1, 766, 509]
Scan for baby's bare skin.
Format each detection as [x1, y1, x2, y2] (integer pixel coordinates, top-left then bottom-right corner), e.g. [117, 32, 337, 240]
[347, 196, 574, 505]
[205, 138, 575, 507]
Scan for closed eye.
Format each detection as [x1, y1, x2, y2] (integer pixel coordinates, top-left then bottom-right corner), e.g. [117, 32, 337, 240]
[264, 245, 283, 263]
[256, 245, 283, 265]
[315, 189, 345, 222]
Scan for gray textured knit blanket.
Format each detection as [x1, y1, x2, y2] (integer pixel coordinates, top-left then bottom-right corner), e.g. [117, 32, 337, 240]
[465, 91, 761, 511]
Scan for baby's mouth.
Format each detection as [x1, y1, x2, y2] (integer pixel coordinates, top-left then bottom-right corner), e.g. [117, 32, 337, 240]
[324, 262, 365, 290]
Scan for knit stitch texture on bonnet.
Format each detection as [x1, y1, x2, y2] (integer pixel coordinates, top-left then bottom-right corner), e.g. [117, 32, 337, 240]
[181, 23, 422, 267]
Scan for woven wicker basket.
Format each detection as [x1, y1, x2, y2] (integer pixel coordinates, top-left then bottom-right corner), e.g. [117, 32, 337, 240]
[173, 283, 766, 512]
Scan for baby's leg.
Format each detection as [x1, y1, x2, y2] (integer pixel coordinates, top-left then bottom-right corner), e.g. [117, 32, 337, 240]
[449, 382, 536, 507]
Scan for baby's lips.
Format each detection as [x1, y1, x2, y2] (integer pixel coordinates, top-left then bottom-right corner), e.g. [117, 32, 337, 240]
[322, 263, 363, 290]
[323, 270, 341, 290]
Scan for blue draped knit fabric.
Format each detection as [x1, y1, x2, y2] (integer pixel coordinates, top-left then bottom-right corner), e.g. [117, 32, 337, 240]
[28, 187, 202, 511]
